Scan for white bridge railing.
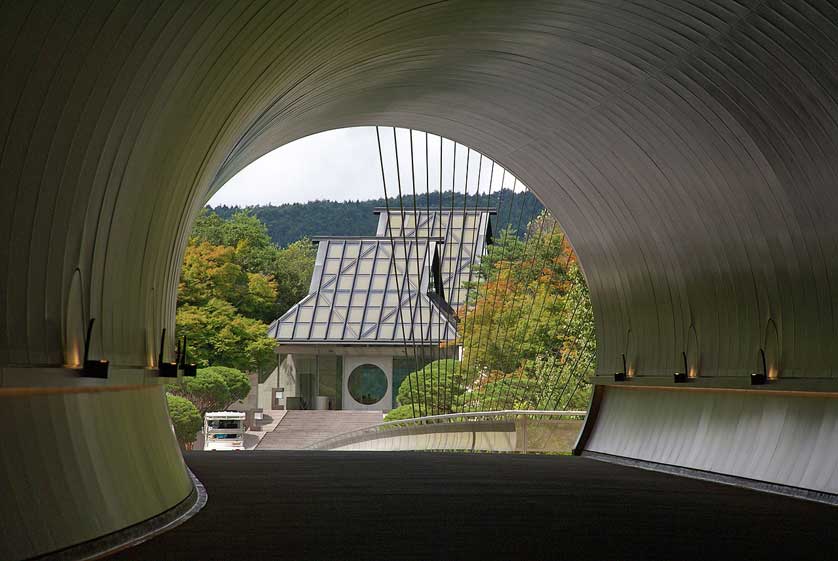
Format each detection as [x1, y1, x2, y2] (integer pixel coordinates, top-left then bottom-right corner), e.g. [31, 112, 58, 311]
[306, 410, 587, 453]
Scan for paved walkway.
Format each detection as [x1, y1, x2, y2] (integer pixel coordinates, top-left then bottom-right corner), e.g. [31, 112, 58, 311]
[256, 410, 382, 450]
[113, 452, 838, 560]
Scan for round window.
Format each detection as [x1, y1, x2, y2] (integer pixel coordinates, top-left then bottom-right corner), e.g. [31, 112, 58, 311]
[348, 364, 388, 405]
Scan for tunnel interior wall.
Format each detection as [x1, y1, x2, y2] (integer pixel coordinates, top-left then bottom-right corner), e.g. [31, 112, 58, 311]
[0, 383, 193, 560]
[2, 0, 838, 552]
[585, 385, 838, 495]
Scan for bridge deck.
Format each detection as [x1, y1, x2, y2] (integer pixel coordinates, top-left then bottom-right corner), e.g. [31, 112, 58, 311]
[114, 452, 836, 560]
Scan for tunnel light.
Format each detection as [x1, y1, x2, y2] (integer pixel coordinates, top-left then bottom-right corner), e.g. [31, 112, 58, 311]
[158, 328, 178, 377]
[614, 354, 627, 382]
[179, 335, 197, 377]
[674, 351, 689, 383]
[751, 349, 768, 385]
[81, 318, 110, 378]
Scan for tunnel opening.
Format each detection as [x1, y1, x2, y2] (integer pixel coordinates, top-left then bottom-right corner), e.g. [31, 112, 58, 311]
[168, 126, 595, 453]
[6, 3, 838, 558]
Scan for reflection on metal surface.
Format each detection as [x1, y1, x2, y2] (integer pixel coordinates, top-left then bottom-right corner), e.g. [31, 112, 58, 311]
[307, 410, 585, 453]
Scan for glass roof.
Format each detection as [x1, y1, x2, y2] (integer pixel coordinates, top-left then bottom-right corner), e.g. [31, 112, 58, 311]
[270, 237, 457, 344]
[376, 209, 494, 310]
[270, 209, 493, 345]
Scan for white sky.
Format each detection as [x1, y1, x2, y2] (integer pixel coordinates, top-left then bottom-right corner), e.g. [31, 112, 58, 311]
[208, 127, 523, 207]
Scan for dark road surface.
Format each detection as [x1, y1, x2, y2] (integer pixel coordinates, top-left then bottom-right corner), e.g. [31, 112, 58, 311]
[112, 452, 838, 560]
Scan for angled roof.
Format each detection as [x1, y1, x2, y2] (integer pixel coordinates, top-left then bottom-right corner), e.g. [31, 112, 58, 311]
[270, 237, 457, 345]
[375, 209, 494, 310]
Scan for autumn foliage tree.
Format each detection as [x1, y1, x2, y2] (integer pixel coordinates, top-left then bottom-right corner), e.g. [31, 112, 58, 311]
[176, 209, 316, 374]
[457, 211, 595, 412]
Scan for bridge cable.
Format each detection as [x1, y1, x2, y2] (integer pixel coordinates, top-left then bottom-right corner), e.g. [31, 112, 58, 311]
[406, 129, 431, 417]
[376, 126, 418, 418]
[462, 169, 515, 412]
[456, 158, 496, 413]
[476, 180, 543, 410]
[495, 215, 564, 409]
[392, 127, 427, 417]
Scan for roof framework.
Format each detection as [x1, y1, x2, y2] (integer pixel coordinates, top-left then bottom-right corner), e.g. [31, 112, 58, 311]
[271, 209, 493, 345]
[376, 209, 494, 310]
[271, 237, 456, 344]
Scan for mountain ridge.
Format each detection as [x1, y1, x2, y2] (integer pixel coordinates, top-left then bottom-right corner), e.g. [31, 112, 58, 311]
[210, 189, 544, 248]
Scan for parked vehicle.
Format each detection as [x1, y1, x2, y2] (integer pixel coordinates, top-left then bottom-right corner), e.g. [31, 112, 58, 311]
[203, 411, 246, 451]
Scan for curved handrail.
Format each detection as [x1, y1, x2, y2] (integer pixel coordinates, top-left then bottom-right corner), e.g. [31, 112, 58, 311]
[307, 410, 587, 450]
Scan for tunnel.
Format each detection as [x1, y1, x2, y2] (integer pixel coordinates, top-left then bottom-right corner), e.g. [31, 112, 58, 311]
[3, 1, 838, 558]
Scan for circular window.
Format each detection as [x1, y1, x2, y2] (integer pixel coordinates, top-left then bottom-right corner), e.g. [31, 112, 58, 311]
[348, 364, 388, 405]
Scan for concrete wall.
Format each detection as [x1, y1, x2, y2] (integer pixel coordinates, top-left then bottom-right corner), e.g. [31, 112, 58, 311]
[0, 383, 193, 560]
[342, 355, 393, 411]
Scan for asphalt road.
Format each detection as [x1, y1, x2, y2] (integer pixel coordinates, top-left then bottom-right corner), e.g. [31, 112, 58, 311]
[112, 451, 838, 560]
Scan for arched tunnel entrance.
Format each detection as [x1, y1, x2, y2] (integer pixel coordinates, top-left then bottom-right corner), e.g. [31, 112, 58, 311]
[3, 1, 838, 559]
[180, 125, 594, 455]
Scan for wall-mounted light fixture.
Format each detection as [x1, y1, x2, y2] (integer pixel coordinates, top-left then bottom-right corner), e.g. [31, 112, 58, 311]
[751, 348, 768, 385]
[158, 328, 178, 377]
[674, 351, 689, 383]
[179, 335, 197, 377]
[81, 318, 109, 378]
[614, 354, 627, 382]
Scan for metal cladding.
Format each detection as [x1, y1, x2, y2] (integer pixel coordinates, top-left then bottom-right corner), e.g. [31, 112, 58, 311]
[0, 1, 835, 383]
[376, 209, 495, 310]
[1, 2, 838, 552]
[270, 236, 458, 344]
[2, 1, 837, 385]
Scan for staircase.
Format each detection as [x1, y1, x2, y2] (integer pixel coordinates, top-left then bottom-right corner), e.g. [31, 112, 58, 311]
[256, 410, 384, 450]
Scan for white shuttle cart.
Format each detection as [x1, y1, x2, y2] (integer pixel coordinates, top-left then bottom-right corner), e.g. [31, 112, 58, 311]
[203, 411, 246, 451]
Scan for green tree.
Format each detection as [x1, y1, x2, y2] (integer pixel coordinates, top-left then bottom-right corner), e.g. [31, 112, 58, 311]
[167, 366, 251, 415]
[177, 209, 314, 373]
[385, 403, 426, 421]
[240, 272, 280, 322]
[271, 238, 317, 315]
[386, 359, 465, 420]
[458, 212, 595, 412]
[209, 189, 543, 248]
[168, 368, 231, 415]
[166, 393, 202, 448]
[176, 299, 276, 373]
[201, 366, 251, 408]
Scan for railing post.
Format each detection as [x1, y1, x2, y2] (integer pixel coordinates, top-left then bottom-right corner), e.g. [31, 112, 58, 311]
[521, 414, 528, 454]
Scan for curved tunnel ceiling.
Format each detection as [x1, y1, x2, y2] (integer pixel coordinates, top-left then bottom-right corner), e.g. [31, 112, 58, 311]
[2, 1, 838, 386]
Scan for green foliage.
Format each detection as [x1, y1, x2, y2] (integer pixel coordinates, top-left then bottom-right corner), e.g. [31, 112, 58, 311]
[176, 208, 317, 373]
[459, 211, 596, 412]
[176, 299, 276, 373]
[392, 359, 465, 416]
[166, 393, 202, 447]
[381, 212, 595, 420]
[167, 366, 251, 415]
[210, 189, 543, 248]
[385, 404, 429, 421]
[202, 366, 251, 405]
[270, 239, 316, 315]
[168, 368, 230, 415]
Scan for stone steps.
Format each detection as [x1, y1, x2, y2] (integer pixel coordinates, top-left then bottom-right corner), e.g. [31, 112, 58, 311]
[256, 410, 383, 450]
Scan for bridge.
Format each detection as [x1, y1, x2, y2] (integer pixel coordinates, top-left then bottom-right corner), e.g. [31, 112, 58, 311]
[3, 1, 838, 559]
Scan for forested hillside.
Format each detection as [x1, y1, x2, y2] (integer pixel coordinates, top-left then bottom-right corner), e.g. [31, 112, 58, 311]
[211, 188, 544, 247]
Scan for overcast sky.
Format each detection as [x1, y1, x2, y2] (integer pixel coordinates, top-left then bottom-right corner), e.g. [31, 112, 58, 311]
[208, 127, 523, 207]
